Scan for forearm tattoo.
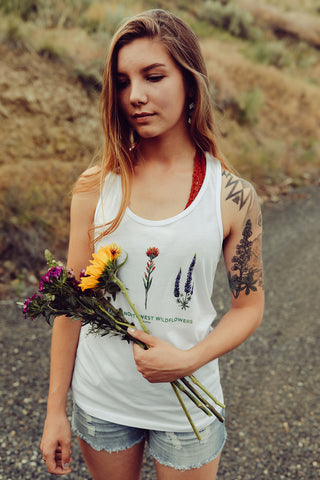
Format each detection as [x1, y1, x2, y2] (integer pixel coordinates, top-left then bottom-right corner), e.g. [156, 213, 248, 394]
[227, 219, 264, 299]
[222, 170, 255, 212]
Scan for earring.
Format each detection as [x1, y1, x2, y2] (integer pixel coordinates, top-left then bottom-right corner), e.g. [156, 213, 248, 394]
[188, 102, 195, 125]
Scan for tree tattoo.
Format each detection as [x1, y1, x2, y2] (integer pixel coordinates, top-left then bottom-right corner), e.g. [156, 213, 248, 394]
[227, 219, 263, 298]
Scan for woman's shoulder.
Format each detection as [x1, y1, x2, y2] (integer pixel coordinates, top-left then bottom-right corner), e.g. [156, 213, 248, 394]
[71, 165, 101, 217]
[74, 165, 101, 191]
[220, 168, 261, 239]
[221, 169, 257, 206]
[72, 165, 101, 201]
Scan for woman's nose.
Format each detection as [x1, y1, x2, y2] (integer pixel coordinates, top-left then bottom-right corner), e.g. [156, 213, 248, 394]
[130, 81, 147, 106]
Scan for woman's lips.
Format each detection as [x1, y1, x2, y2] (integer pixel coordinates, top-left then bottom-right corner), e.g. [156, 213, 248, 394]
[132, 112, 155, 122]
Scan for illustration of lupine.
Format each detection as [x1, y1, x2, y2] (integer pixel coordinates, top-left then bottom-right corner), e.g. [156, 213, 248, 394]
[143, 247, 159, 309]
[174, 254, 196, 310]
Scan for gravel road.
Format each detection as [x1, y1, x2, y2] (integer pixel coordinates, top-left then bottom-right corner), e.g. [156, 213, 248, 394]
[1, 185, 319, 480]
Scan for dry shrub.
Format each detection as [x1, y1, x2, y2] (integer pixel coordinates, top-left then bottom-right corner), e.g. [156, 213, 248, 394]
[0, 14, 33, 50]
[30, 26, 108, 66]
[0, 0, 92, 28]
[197, 0, 261, 40]
[236, 0, 320, 48]
[37, 38, 68, 62]
[233, 88, 264, 125]
[80, 2, 136, 35]
[252, 40, 291, 68]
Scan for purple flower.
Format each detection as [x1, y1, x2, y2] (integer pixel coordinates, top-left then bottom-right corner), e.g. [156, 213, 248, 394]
[174, 268, 182, 298]
[39, 266, 64, 291]
[184, 254, 196, 294]
[22, 293, 40, 319]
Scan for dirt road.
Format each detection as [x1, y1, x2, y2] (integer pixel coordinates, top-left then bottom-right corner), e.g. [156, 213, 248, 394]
[1, 185, 319, 479]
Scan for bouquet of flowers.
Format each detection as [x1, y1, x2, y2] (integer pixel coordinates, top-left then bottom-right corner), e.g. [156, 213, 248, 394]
[22, 244, 225, 441]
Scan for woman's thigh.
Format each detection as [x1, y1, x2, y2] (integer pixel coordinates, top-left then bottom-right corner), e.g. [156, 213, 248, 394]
[149, 416, 226, 479]
[155, 453, 221, 480]
[72, 403, 147, 480]
[78, 437, 145, 480]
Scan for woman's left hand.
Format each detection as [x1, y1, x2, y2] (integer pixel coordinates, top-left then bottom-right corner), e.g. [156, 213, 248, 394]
[127, 328, 192, 383]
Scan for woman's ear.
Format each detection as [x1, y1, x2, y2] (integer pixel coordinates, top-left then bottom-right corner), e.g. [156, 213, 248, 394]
[187, 88, 194, 99]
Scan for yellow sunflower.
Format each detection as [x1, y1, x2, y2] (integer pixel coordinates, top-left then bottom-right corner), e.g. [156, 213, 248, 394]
[79, 245, 116, 291]
[109, 243, 122, 260]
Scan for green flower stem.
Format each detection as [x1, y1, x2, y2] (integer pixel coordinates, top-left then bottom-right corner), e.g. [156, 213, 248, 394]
[96, 302, 147, 350]
[96, 304, 121, 322]
[173, 380, 212, 417]
[127, 337, 148, 350]
[190, 375, 225, 409]
[171, 382, 202, 442]
[180, 378, 224, 423]
[112, 276, 150, 333]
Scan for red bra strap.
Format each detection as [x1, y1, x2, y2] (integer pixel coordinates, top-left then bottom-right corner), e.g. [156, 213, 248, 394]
[185, 150, 206, 209]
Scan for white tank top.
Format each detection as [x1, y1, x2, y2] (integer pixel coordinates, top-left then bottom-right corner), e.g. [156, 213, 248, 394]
[71, 153, 224, 431]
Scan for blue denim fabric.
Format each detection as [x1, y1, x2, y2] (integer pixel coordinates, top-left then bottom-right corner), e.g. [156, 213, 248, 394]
[72, 403, 226, 471]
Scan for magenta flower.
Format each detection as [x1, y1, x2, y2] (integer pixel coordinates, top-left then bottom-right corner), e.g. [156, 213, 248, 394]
[39, 266, 64, 291]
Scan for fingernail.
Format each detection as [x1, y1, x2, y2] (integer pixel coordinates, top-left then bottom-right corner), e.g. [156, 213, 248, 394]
[127, 327, 136, 334]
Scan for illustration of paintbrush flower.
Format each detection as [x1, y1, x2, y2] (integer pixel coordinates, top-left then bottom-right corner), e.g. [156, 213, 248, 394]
[143, 247, 159, 309]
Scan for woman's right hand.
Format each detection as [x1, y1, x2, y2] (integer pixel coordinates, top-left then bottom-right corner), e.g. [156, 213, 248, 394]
[40, 412, 73, 475]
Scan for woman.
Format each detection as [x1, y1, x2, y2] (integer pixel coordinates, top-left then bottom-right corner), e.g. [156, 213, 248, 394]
[40, 9, 264, 479]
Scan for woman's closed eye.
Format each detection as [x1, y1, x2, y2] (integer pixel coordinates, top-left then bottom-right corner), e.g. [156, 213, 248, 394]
[147, 74, 165, 83]
[117, 74, 165, 90]
[117, 78, 130, 90]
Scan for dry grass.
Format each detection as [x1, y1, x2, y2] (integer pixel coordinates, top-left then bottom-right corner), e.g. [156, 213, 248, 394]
[256, 0, 320, 14]
[0, 161, 72, 284]
[0, 0, 319, 294]
[201, 37, 320, 186]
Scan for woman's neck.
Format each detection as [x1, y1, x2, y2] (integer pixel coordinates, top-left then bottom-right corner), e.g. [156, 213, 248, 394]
[130, 135, 197, 220]
[137, 138, 195, 170]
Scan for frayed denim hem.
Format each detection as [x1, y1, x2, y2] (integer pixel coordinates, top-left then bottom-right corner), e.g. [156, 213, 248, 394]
[71, 425, 145, 453]
[148, 430, 227, 471]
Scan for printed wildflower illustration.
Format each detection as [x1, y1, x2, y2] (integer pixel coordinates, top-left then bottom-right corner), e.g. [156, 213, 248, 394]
[174, 254, 196, 310]
[21, 245, 225, 441]
[143, 247, 159, 309]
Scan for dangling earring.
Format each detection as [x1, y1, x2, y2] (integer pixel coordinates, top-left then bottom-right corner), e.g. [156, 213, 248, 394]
[188, 101, 195, 125]
[129, 129, 139, 152]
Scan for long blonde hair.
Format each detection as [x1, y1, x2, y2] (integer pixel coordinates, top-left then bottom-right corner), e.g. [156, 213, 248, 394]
[78, 9, 230, 238]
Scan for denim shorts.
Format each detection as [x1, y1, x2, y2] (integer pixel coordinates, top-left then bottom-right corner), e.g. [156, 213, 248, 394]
[71, 403, 226, 470]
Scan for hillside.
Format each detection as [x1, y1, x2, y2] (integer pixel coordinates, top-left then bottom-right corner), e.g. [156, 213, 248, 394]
[0, 0, 319, 297]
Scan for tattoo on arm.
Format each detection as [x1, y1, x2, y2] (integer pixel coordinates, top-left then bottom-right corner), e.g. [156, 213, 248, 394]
[227, 219, 264, 299]
[222, 171, 255, 212]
